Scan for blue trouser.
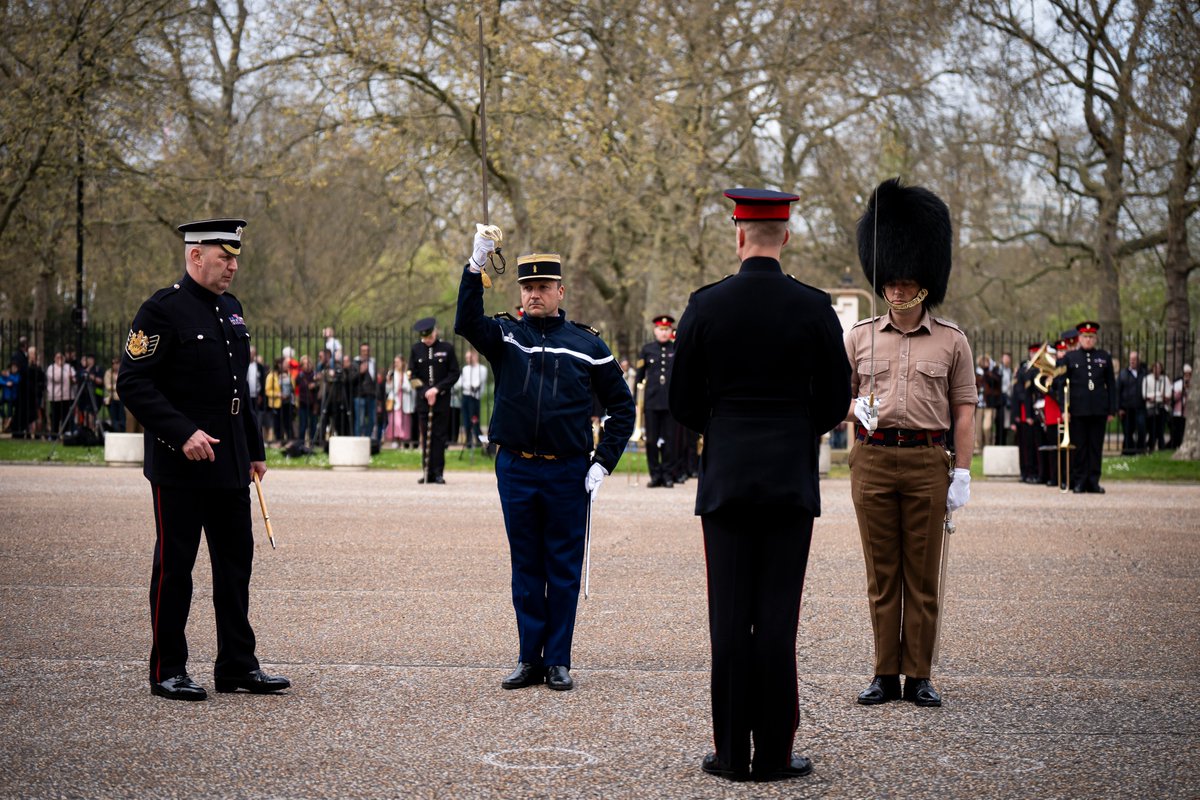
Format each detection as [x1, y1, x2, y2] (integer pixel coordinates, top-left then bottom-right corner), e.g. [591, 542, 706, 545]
[495, 448, 590, 668]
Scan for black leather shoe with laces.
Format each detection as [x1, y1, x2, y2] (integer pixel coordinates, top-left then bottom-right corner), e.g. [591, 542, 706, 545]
[214, 669, 291, 694]
[904, 677, 942, 706]
[857, 674, 901, 705]
[753, 755, 813, 782]
[150, 674, 208, 701]
[545, 665, 574, 691]
[701, 753, 749, 782]
[501, 662, 544, 689]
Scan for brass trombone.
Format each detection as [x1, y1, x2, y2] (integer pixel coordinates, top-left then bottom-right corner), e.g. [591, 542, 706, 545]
[627, 380, 645, 485]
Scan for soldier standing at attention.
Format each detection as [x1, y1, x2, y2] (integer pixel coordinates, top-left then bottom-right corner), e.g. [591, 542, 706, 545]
[845, 179, 976, 709]
[455, 234, 634, 692]
[1057, 321, 1116, 493]
[118, 218, 290, 701]
[636, 314, 679, 487]
[670, 188, 851, 783]
[409, 317, 460, 484]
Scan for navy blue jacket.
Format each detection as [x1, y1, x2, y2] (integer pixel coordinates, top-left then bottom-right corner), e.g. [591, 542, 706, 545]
[454, 266, 634, 472]
[118, 273, 265, 489]
[669, 257, 851, 516]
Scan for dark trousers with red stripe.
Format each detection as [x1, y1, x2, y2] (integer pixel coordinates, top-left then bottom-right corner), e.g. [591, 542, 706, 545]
[149, 484, 259, 683]
[702, 505, 813, 774]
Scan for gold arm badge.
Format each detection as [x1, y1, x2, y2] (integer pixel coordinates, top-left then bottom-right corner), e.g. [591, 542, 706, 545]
[125, 329, 160, 360]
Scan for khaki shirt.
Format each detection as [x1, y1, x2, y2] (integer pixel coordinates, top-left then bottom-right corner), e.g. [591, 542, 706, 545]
[844, 311, 976, 430]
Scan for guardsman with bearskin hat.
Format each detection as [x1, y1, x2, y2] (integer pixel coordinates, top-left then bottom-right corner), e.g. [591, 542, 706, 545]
[670, 188, 851, 783]
[118, 218, 290, 701]
[1054, 320, 1116, 493]
[455, 238, 634, 693]
[844, 179, 977, 709]
[636, 314, 679, 487]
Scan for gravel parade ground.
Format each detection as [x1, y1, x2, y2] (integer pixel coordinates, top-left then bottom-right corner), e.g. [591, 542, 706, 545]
[1, 463, 1197, 799]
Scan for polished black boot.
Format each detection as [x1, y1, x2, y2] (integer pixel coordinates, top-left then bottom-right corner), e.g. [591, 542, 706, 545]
[500, 662, 544, 689]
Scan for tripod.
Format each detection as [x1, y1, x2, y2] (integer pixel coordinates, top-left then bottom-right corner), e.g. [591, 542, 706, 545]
[47, 369, 102, 457]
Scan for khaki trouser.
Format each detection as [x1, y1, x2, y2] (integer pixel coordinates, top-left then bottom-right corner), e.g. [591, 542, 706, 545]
[849, 440, 952, 678]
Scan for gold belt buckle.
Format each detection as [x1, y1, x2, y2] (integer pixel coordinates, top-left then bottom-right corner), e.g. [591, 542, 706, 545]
[231, 397, 240, 415]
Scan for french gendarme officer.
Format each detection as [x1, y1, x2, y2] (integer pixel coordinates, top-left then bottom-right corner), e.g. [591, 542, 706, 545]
[409, 317, 460, 484]
[636, 314, 678, 487]
[670, 188, 852, 783]
[455, 236, 634, 692]
[117, 218, 289, 701]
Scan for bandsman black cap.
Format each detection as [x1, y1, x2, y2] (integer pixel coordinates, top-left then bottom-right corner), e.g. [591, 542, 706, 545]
[652, 315, 675, 328]
[178, 218, 246, 255]
[856, 178, 952, 309]
[413, 316, 436, 335]
[1076, 320, 1100, 334]
[1061, 328, 1080, 343]
[517, 253, 562, 282]
[724, 188, 800, 221]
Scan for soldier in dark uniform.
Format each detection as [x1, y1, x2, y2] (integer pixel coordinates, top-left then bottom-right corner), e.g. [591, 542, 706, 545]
[670, 189, 851, 783]
[1056, 320, 1116, 493]
[456, 240, 634, 693]
[117, 218, 289, 701]
[408, 317, 460, 484]
[1012, 342, 1045, 483]
[635, 314, 678, 487]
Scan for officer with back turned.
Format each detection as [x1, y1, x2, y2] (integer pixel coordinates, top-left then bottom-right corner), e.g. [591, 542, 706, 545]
[636, 314, 679, 487]
[409, 317, 460, 484]
[118, 218, 289, 701]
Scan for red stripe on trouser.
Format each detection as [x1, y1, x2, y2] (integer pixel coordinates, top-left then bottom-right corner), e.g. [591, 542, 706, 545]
[152, 485, 166, 683]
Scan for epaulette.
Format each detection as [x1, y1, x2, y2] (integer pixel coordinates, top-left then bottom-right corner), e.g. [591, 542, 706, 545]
[692, 274, 733, 294]
[571, 321, 600, 336]
[931, 315, 966, 336]
[493, 312, 517, 322]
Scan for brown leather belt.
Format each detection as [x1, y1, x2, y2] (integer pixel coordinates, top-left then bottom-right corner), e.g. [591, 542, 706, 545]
[856, 425, 946, 448]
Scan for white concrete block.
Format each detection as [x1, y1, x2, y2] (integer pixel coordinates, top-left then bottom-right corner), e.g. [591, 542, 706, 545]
[819, 440, 831, 476]
[328, 436, 372, 469]
[982, 445, 1020, 477]
[104, 432, 144, 465]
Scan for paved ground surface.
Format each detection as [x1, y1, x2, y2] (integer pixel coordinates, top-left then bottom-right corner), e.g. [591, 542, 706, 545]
[1, 463, 1197, 799]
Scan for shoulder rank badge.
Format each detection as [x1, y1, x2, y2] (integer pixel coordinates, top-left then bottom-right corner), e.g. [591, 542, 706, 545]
[125, 329, 160, 360]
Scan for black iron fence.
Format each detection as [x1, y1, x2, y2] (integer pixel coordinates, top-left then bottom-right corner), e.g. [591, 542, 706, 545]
[2, 318, 1195, 449]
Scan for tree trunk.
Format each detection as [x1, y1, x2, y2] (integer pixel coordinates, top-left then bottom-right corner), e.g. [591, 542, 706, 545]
[1173, 324, 1200, 461]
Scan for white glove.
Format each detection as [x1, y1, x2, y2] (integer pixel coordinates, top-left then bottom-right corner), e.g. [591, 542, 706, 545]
[470, 223, 502, 268]
[585, 462, 609, 501]
[853, 396, 878, 432]
[947, 468, 971, 512]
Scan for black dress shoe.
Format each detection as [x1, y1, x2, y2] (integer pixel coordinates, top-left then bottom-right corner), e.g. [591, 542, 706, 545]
[903, 677, 942, 707]
[1072, 485, 1087, 494]
[214, 669, 291, 694]
[753, 755, 813, 782]
[700, 753, 749, 782]
[432, 476, 445, 484]
[662, 479, 674, 488]
[646, 478, 662, 488]
[857, 674, 901, 705]
[150, 674, 207, 701]
[1088, 485, 1106, 494]
[545, 665, 574, 691]
[501, 662, 544, 689]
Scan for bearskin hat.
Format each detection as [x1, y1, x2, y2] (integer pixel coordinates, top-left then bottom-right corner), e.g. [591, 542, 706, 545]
[856, 177, 952, 309]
